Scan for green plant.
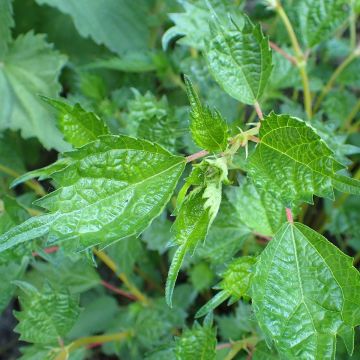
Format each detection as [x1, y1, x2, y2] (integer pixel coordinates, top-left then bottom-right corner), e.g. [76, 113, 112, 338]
[0, 0, 360, 359]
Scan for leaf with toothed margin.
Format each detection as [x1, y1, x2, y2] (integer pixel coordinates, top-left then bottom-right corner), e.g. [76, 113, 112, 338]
[0, 135, 185, 255]
[166, 183, 222, 307]
[14, 281, 80, 344]
[42, 97, 110, 148]
[196, 256, 256, 318]
[184, 75, 228, 153]
[248, 112, 360, 206]
[206, 15, 272, 105]
[251, 222, 360, 359]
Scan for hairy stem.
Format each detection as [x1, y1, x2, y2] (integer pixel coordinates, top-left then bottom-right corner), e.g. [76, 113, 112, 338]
[286, 207, 294, 223]
[93, 248, 150, 305]
[0, 164, 46, 196]
[275, 1, 312, 118]
[254, 101, 264, 120]
[186, 149, 210, 163]
[314, 50, 359, 112]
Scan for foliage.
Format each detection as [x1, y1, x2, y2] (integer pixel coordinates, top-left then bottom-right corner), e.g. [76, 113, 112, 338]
[0, 1, 359, 359]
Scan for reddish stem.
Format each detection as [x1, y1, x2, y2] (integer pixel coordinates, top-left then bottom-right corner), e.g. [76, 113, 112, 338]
[86, 342, 102, 349]
[216, 343, 232, 350]
[269, 41, 297, 65]
[101, 280, 137, 301]
[32, 246, 59, 257]
[185, 149, 209, 163]
[253, 232, 271, 242]
[254, 101, 264, 120]
[286, 208, 294, 223]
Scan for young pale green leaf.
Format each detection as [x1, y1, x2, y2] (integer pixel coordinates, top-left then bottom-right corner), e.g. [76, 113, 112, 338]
[251, 222, 360, 359]
[196, 256, 256, 318]
[287, 0, 349, 48]
[14, 282, 80, 344]
[0, 135, 185, 254]
[43, 98, 110, 148]
[175, 321, 217, 360]
[0, 32, 68, 150]
[184, 76, 228, 152]
[248, 112, 360, 205]
[0, 0, 13, 57]
[166, 184, 222, 307]
[35, 0, 152, 55]
[206, 16, 272, 105]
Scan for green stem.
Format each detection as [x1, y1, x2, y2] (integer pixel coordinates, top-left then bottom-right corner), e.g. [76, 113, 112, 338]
[314, 50, 359, 112]
[275, 2, 312, 118]
[0, 164, 46, 196]
[350, 0, 357, 50]
[93, 248, 150, 305]
[343, 98, 360, 130]
[222, 336, 258, 360]
[55, 331, 132, 358]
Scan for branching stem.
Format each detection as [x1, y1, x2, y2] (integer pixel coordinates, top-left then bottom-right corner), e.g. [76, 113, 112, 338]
[275, 1, 312, 119]
[269, 41, 297, 65]
[93, 248, 150, 305]
[254, 101, 264, 120]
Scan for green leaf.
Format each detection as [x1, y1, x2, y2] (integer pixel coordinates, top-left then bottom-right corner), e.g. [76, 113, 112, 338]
[162, 0, 240, 51]
[286, 0, 349, 48]
[248, 112, 360, 205]
[206, 16, 272, 105]
[14, 282, 80, 344]
[175, 321, 217, 360]
[0, 196, 33, 265]
[42, 98, 110, 148]
[226, 181, 289, 236]
[251, 222, 360, 359]
[184, 76, 228, 152]
[196, 256, 256, 318]
[0, 32, 68, 150]
[189, 262, 215, 292]
[166, 182, 222, 306]
[0, 0, 14, 57]
[36, 0, 152, 55]
[0, 135, 185, 253]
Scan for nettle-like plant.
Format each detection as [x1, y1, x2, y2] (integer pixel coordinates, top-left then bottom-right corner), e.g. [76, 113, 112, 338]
[0, 0, 360, 359]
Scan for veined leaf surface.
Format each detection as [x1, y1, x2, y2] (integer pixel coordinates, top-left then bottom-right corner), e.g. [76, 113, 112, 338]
[0, 135, 185, 253]
[252, 222, 360, 359]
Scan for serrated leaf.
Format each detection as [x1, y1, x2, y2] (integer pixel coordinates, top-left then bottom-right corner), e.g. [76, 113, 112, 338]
[196, 256, 256, 318]
[43, 98, 110, 148]
[14, 282, 80, 344]
[166, 184, 222, 306]
[162, 0, 240, 51]
[0, 32, 68, 150]
[36, 0, 151, 56]
[0, 135, 185, 254]
[251, 222, 360, 359]
[206, 16, 272, 105]
[248, 112, 360, 205]
[226, 181, 288, 236]
[286, 0, 349, 48]
[184, 76, 228, 152]
[175, 321, 217, 360]
[0, 0, 14, 57]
